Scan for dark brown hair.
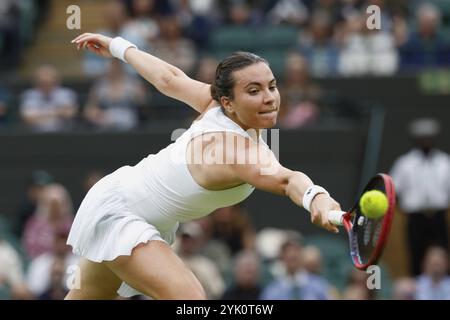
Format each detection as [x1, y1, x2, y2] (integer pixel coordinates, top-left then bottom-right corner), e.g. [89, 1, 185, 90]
[210, 52, 268, 103]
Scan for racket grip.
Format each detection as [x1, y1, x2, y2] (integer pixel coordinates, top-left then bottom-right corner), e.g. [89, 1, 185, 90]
[328, 210, 346, 226]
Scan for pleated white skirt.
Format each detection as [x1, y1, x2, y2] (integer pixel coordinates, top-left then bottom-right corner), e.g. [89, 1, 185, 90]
[66, 167, 178, 298]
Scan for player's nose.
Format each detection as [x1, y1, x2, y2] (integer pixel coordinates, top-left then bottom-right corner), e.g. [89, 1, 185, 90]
[263, 89, 276, 104]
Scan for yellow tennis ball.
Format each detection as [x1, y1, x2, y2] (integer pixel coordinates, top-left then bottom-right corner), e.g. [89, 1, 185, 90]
[359, 190, 388, 219]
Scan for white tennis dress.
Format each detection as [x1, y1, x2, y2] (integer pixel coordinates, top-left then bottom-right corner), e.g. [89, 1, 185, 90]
[67, 106, 256, 297]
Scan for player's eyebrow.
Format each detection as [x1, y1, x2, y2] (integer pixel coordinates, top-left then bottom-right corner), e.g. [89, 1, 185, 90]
[244, 79, 276, 88]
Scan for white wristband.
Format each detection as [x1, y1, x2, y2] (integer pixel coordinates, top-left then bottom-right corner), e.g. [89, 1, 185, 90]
[302, 185, 330, 212]
[109, 37, 137, 63]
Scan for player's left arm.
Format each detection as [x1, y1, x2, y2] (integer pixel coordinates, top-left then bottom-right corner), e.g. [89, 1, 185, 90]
[228, 137, 340, 232]
[71, 33, 213, 113]
[124, 48, 213, 113]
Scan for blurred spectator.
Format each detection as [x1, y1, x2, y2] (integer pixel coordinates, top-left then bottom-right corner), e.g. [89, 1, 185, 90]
[297, 11, 339, 77]
[83, 0, 130, 77]
[83, 60, 147, 131]
[169, 0, 219, 50]
[266, 0, 309, 26]
[0, 0, 22, 70]
[121, 0, 159, 53]
[222, 250, 263, 300]
[342, 283, 371, 300]
[255, 228, 296, 262]
[182, 56, 218, 123]
[225, 0, 259, 26]
[338, 10, 398, 76]
[302, 245, 323, 275]
[0, 237, 32, 299]
[151, 15, 197, 74]
[392, 277, 416, 300]
[13, 170, 54, 238]
[195, 56, 218, 84]
[194, 216, 232, 276]
[278, 53, 321, 128]
[339, 0, 365, 21]
[38, 256, 69, 300]
[26, 226, 78, 299]
[415, 246, 450, 300]
[22, 184, 74, 259]
[260, 237, 331, 300]
[74, 170, 106, 212]
[343, 269, 375, 300]
[268, 233, 341, 299]
[389, 118, 450, 276]
[257, 229, 304, 279]
[19, 65, 79, 132]
[176, 221, 225, 299]
[122, 0, 172, 16]
[399, 2, 450, 71]
[310, 0, 341, 25]
[210, 204, 256, 256]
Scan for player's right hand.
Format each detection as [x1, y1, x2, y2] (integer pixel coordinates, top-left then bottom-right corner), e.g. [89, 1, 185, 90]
[71, 33, 113, 58]
[310, 193, 341, 234]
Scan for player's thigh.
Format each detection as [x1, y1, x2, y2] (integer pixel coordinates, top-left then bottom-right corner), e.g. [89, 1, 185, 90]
[104, 240, 206, 300]
[65, 258, 122, 300]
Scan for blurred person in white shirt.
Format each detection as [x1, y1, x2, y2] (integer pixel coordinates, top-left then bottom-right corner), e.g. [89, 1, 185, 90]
[338, 10, 398, 76]
[390, 118, 450, 276]
[19, 65, 79, 132]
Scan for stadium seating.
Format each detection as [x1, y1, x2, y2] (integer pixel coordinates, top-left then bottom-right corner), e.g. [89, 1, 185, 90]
[208, 25, 298, 78]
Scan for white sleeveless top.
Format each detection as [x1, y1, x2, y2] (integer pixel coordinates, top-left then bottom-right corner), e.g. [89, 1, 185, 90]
[116, 106, 256, 233]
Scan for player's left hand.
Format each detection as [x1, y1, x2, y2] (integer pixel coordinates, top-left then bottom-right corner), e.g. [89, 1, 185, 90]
[71, 33, 113, 58]
[310, 194, 341, 233]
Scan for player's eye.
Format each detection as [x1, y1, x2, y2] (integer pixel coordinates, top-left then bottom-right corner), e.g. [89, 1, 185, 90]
[248, 89, 259, 95]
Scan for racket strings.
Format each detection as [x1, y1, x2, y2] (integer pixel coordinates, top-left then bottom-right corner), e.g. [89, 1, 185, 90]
[352, 178, 389, 267]
[357, 216, 383, 263]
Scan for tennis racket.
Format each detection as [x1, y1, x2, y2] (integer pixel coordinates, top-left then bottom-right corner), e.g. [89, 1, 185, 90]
[327, 173, 396, 270]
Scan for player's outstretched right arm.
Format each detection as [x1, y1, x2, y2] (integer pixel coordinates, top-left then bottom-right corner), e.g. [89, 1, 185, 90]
[71, 33, 213, 113]
[224, 134, 341, 233]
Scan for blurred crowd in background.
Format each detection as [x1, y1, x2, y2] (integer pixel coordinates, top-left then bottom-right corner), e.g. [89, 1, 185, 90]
[0, 0, 449, 300]
[0, 164, 448, 300]
[1, 0, 450, 130]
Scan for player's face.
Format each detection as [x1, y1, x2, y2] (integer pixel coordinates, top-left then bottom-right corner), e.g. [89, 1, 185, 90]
[224, 62, 280, 130]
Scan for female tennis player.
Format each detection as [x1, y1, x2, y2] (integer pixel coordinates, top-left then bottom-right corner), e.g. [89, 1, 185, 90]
[65, 33, 342, 300]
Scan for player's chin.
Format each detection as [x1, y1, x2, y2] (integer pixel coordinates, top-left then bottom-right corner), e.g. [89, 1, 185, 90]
[256, 112, 278, 128]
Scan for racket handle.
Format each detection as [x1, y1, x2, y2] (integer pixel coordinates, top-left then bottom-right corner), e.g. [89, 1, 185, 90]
[328, 210, 346, 226]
